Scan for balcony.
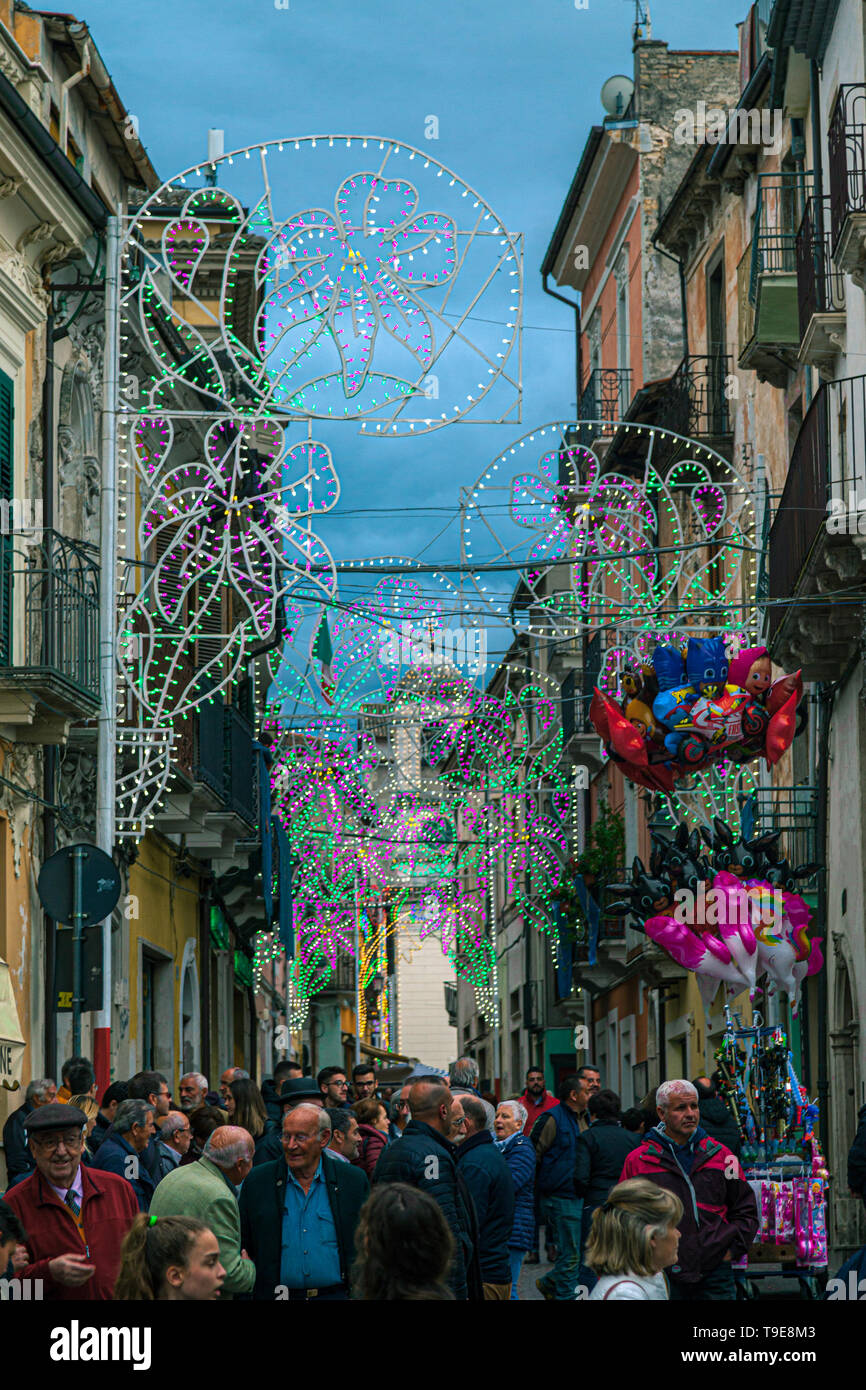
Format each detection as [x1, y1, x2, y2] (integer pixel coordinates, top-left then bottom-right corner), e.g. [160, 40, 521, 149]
[654, 354, 733, 463]
[578, 368, 632, 424]
[769, 376, 866, 678]
[0, 529, 99, 741]
[154, 691, 260, 874]
[748, 785, 818, 870]
[796, 197, 846, 373]
[739, 173, 811, 386]
[828, 84, 866, 285]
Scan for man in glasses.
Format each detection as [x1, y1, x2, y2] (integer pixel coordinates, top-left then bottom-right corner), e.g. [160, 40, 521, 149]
[239, 1102, 368, 1300]
[3, 1103, 137, 1300]
[318, 1065, 350, 1109]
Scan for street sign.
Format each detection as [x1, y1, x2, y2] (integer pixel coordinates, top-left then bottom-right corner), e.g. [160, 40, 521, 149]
[55, 928, 102, 1012]
[37, 844, 121, 925]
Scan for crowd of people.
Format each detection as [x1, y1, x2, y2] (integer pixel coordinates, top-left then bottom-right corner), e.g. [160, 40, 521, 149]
[0, 1051, 853, 1301]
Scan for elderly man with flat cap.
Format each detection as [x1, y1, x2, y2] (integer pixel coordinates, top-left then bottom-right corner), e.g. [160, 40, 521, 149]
[3, 1103, 138, 1300]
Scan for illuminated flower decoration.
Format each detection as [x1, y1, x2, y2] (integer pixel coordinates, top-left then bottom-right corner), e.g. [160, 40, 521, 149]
[261, 174, 457, 406]
[123, 145, 521, 432]
[462, 422, 760, 642]
[142, 419, 336, 642]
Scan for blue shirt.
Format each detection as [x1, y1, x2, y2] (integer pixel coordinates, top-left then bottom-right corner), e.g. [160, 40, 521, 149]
[279, 1159, 342, 1290]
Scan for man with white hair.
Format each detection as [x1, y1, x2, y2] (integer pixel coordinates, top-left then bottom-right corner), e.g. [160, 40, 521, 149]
[619, 1079, 758, 1300]
[148, 1125, 256, 1298]
[239, 1101, 368, 1300]
[2, 1077, 57, 1186]
[178, 1072, 210, 1113]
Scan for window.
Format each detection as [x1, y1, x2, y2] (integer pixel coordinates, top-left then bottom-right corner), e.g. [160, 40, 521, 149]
[141, 955, 156, 1070]
[616, 252, 629, 374]
[511, 1029, 521, 1090]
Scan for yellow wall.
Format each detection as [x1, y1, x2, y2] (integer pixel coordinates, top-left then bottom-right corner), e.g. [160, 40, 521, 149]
[127, 832, 202, 1078]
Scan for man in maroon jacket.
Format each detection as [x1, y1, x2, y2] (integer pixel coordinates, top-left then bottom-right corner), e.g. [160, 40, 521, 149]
[619, 1080, 758, 1300]
[519, 1068, 558, 1135]
[4, 1103, 138, 1300]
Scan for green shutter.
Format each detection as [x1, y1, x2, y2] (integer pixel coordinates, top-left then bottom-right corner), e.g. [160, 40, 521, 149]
[0, 370, 13, 665]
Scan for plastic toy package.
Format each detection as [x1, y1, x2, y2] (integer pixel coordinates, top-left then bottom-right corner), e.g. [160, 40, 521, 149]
[715, 1009, 829, 1270]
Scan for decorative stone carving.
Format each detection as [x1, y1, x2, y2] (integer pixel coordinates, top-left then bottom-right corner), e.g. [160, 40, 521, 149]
[67, 320, 105, 412]
[0, 177, 22, 199]
[56, 746, 97, 843]
[0, 741, 39, 876]
[16, 221, 59, 252]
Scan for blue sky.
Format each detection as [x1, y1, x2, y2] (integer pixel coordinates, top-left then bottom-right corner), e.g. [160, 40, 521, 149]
[84, 0, 749, 664]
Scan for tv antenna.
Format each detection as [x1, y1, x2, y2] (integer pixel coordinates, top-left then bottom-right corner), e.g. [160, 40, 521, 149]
[626, 0, 652, 41]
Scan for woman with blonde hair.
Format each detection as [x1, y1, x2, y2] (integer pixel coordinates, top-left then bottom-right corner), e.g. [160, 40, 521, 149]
[585, 1177, 683, 1301]
[114, 1213, 225, 1300]
[68, 1093, 100, 1161]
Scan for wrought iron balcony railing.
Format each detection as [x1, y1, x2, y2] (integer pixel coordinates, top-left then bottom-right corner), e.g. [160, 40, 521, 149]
[749, 171, 811, 302]
[578, 367, 632, 423]
[828, 84, 866, 257]
[657, 353, 733, 440]
[0, 528, 99, 712]
[747, 785, 818, 870]
[768, 384, 828, 640]
[195, 688, 226, 796]
[796, 196, 846, 339]
[224, 703, 257, 825]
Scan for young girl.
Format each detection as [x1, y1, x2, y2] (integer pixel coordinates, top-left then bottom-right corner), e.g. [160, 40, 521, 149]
[114, 1213, 226, 1300]
[585, 1178, 683, 1301]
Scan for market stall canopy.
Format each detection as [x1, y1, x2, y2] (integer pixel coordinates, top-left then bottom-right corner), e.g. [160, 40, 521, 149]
[0, 957, 26, 1092]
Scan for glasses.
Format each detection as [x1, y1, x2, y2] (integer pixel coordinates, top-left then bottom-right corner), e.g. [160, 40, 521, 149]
[332, 1081, 348, 1089]
[32, 1132, 83, 1152]
[452, 1116, 467, 1126]
[282, 1133, 316, 1144]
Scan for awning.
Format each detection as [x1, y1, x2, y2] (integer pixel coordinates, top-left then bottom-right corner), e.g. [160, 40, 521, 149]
[0, 957, 26, 1093]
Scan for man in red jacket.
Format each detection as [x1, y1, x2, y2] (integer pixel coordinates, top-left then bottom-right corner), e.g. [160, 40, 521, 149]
[4, 1103, 138, 1300]
[519, 1068, 558, 1135]
[619, 1080, 758, 1300]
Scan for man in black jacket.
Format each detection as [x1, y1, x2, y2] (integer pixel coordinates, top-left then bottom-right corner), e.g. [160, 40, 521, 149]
[694, 1076, 742, 1157]
[2, 1078, 56, 1186]
[239, 1103, 368, 1300]
[573, 1089, 641, 1292]
[373, 1080, 482, 1300]
[456, 1096, 514, 1298]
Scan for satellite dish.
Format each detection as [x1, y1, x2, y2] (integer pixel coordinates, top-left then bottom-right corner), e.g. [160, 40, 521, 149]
[600, 75, 635, 118]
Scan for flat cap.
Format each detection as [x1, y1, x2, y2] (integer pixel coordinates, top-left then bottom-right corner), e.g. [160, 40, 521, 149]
[23, 1103, 87, 1133]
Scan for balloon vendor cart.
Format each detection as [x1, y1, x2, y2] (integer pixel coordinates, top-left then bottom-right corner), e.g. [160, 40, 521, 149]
[715, 1008, 829, 1298]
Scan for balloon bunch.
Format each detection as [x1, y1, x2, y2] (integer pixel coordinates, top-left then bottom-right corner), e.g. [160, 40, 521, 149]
[606, 820, 823, 1012]
[590, 639, 805, 793]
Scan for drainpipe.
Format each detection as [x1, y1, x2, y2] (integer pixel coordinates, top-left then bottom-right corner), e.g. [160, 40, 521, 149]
[59, 41, 90, 158]
[810, 61, 824, 240]
[94, 214, 120, 1095]
[42, 290, 57, 1078]
[542, 273, 581, 414]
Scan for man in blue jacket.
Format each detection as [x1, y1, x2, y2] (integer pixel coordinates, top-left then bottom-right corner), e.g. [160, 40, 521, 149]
[456, 1096, 515, 1299]
[532, 1072, 591, 1301]
[373, 1079, 482, 1300]
[88, 1098, 157, 1211]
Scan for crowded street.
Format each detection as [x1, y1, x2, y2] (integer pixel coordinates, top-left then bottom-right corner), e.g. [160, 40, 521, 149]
[0, 0, 864, 1360]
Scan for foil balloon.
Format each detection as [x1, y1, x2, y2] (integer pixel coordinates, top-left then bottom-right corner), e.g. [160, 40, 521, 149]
[645, 915, 750, 990]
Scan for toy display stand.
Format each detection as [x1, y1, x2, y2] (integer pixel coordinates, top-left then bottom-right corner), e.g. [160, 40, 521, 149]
[716, 1008, 829, 1300]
